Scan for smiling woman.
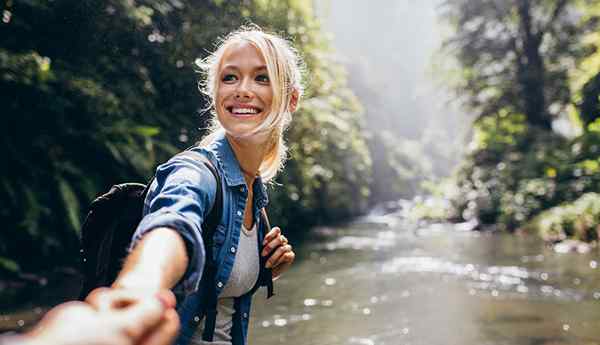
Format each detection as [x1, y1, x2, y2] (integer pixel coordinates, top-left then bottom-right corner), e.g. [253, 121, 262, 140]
[198, 27, 303, 181]
[85, 25, 304, 345]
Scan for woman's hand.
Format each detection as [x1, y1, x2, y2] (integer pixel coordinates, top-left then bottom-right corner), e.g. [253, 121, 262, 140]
[85, 288, 179, 345]
[12, 289, 179, 345]
[262, 226, 295, 279]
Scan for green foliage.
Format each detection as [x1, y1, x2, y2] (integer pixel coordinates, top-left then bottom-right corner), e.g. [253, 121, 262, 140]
[407, 196, 456, 223]
[1, 0, 371, 272]
[450, 113, 600, 231]
[368, 132, 435, 202]
[438, 0, 600, 240]
[439, 0, 599, 129]
[526, 193, 600, 242]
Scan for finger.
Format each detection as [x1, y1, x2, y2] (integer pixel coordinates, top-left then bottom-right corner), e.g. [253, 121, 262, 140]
[266, 244, 292, 268]
[155, 290, 177, 309]
[113, 297, 166, 341]
[85, 287, 110, 308]
[262, 227, 281, 245]
[137, 309, 180, 345]
[261, 235, 286, 257]
[93, 289, 141, 312]
[277, 250, 295, 267]
[272, 252, 295, 278]
[38, 301, 93, 326]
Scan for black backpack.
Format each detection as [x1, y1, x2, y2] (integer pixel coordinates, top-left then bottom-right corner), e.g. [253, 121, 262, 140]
[78, 150, 223, 341]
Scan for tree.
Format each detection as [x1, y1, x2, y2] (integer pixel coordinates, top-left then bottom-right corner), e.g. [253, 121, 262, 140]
[0, 0, 371, 273]
[440, 0, 594, 130]
[571, 1, 600, 128]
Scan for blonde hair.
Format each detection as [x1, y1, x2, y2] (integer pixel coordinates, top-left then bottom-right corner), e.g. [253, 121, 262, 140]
[197, 25, 304, 182]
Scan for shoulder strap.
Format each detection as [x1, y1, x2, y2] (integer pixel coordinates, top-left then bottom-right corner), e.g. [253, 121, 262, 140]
[259, 208, 274, 298]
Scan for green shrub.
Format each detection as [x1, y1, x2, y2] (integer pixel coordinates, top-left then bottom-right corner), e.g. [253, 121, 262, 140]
[527, 193, 600, 242]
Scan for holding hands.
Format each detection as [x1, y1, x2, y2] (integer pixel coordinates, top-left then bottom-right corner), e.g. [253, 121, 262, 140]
[262, 227, 295, 279]
[5, 289, 179, 345]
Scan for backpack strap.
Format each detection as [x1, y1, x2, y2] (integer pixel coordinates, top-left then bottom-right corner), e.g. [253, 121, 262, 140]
[259, 208, 274, 298]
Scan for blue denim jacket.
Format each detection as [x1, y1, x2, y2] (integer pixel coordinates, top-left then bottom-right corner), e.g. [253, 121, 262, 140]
[131, 131, 273, 345]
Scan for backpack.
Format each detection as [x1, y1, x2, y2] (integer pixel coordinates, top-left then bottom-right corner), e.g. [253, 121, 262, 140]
[78, 150, 223, 341]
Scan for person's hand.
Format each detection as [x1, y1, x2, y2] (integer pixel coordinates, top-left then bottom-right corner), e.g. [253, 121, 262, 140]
[14, 289, 179, 345]
[262, 226, 295, 279]
[84, 288, 179, 345]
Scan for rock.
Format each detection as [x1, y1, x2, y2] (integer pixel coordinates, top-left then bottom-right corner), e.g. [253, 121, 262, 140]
[553, 239, 592, 254]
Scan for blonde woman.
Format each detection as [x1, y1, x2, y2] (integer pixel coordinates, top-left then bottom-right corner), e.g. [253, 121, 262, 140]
[88, 26, 302, 345]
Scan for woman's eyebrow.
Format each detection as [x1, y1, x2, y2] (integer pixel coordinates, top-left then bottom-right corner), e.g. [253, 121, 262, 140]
[221, 64, 267, 71]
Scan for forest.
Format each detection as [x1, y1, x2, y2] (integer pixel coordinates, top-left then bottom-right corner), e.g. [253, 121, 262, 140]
[433, 0, 600, 247]
[1, 0, 375, 275]
[2, 0, 600, 278]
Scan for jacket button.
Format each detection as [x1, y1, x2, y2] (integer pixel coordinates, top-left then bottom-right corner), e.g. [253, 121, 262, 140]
[237, 210, 242, 217]
[217, 281, 223, 288]
[242, 312, 248, 319]
[230, 246, 236, 253]
[194, 316, 200, 322]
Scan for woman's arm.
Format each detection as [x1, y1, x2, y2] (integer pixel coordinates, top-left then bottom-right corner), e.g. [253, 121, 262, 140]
[87, 228, 189, 312]
[88, 154, 218, 309]
[113, 227, 189, 292]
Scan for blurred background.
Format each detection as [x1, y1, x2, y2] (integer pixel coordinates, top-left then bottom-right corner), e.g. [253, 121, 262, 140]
[2, 0, 600, 344]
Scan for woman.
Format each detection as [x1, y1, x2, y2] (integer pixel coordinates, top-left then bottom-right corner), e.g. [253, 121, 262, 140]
[88, 27, 302, 345]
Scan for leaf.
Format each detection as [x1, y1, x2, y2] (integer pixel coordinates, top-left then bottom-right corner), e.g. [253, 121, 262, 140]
[58, 178, 81, 235]
[133, 126, 161, 137]
[0, 257, 20, 274]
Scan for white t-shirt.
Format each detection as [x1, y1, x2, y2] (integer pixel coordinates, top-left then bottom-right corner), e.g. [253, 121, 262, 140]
[190, 224, 259, 345]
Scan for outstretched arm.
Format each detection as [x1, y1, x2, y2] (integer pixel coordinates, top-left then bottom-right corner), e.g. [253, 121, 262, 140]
[88, 228, 188, 311]
[113, 227, 188, 292]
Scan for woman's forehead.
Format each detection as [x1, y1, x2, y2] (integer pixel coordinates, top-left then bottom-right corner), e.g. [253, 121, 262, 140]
[220, 40, 267, 69]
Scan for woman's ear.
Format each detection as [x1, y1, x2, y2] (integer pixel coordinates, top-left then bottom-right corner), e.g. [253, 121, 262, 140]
[288, 89, 299, 113]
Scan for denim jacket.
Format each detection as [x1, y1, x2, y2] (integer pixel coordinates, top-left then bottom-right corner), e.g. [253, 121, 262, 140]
[130, 131, 273, 345]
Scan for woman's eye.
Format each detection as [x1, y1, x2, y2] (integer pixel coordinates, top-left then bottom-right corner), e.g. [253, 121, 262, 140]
[256, 74, 269, 83]
[222, 74, 237, 82]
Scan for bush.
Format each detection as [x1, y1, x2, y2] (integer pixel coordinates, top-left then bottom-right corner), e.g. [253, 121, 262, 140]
[526, 193, 600, 242]
[449, 111, 600, 231]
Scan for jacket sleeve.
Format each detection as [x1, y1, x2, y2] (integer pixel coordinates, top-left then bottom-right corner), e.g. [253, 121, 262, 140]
[129, 155, 218, 295]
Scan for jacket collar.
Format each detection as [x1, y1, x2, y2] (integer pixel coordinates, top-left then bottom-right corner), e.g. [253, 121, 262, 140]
[208, 131, 245, 187]
[207, 131, 269, 208]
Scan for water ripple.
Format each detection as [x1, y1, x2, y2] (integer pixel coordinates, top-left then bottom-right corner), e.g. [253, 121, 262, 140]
[379, 256, 586, 301]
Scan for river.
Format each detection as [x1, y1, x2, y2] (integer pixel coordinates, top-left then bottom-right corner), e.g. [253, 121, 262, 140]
[2, 208, 600, 344]
[249, 211, 600, 345]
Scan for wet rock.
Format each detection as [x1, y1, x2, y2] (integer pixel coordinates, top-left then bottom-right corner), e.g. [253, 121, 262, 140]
[553, 240, 592, 254]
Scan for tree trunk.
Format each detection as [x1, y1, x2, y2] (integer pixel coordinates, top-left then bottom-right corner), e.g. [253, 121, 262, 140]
[580, 72, 600, 127]
[516, 0, 552, 130]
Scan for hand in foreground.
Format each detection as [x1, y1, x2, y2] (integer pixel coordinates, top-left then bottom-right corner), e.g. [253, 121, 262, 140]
[7, 289, 179, 345]
[262, 226, 295, 279]
[85, 288, 179, 345]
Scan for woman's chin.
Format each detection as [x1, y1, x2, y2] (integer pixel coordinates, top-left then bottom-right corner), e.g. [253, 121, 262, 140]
[225, 127, 270, 143]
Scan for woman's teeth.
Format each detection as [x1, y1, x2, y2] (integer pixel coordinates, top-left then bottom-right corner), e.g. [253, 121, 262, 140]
[232, 108, 258, 114]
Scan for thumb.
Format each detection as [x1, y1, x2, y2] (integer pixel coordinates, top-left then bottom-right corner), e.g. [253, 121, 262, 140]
[111, 297, 166, 340]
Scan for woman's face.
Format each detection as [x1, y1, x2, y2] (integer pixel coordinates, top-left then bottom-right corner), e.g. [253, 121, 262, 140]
[215, 41, 274, 140]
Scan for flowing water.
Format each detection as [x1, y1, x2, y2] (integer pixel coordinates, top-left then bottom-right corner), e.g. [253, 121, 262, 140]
[3, 210, 600, 344]
[249, 213, 600, 345]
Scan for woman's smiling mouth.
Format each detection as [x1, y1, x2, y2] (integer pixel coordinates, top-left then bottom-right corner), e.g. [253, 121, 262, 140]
[226, 106, 263, 116]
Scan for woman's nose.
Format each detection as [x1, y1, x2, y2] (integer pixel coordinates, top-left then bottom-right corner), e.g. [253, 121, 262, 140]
[235, 78, 253, 100]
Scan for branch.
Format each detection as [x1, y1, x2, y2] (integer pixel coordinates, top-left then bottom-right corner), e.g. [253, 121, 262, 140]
[541, 0, 568, 35]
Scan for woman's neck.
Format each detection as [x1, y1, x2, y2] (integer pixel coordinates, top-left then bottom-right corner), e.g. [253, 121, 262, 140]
[225, 133, 268, 183]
